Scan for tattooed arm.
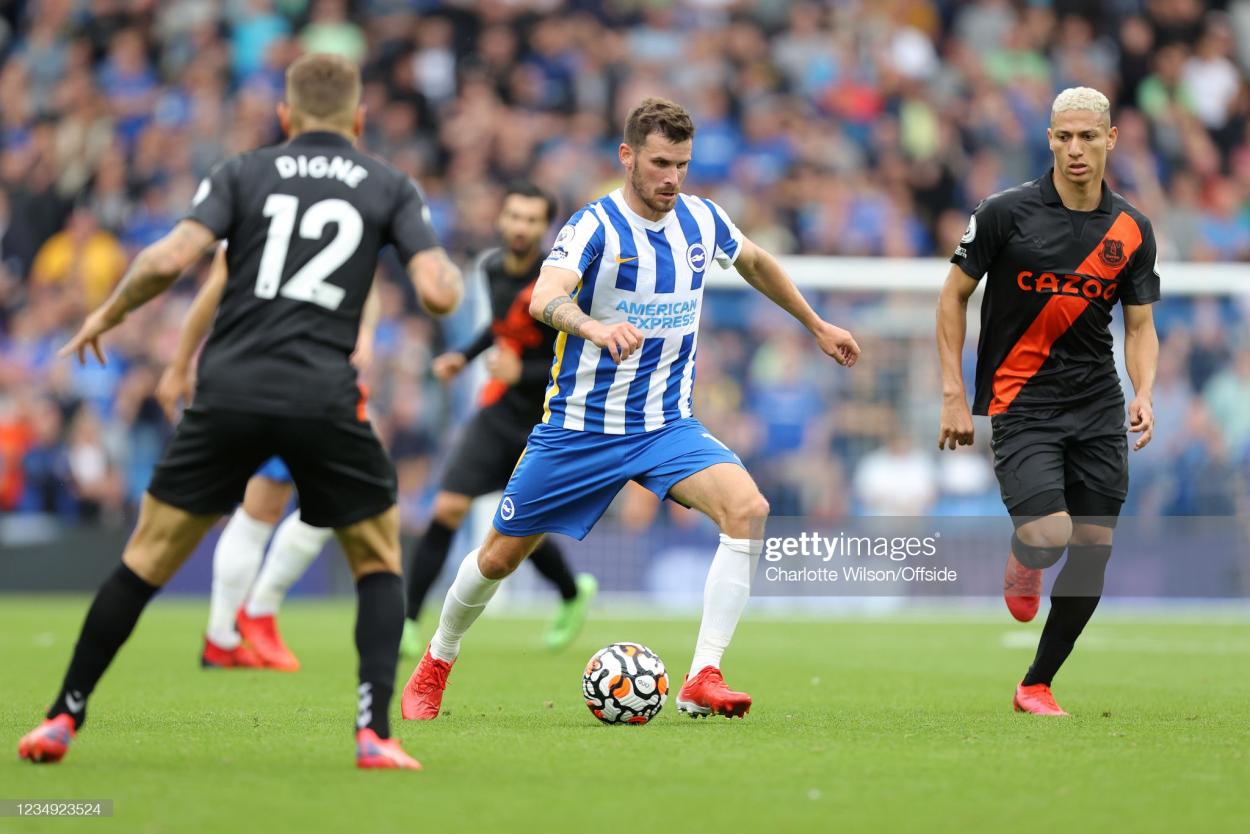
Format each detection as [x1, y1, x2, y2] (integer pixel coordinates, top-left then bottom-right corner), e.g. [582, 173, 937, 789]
[529, 265, 643, 363]
[60, 220, 218, 365]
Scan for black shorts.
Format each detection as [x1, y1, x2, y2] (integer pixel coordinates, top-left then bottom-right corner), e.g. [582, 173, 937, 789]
[439, 404, 534, 498]
[990, 398, 1128, 522]
[147, 406, 396, 528]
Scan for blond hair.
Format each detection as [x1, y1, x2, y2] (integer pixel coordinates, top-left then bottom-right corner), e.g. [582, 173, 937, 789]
[1051, 87, 1111, 125]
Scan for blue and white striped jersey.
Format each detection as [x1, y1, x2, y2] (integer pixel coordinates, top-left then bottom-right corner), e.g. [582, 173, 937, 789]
[541, 188, 743, 434]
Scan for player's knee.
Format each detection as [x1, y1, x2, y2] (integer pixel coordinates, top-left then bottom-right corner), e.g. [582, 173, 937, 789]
[721, 492, 770, 539]
[747, 493, 770, 523]
[1011, 531, 1066, 569]
[1014, 514, 1072, 550]
[476, 549, 516, 581]
[477, 536, 529, 580]
[336, 514, 402, 576]
[432, 492, 470, 528]
[122, 533, 185, 586]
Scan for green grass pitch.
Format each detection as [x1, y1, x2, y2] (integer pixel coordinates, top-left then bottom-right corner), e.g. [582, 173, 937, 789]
[2, 597, 1248, 833]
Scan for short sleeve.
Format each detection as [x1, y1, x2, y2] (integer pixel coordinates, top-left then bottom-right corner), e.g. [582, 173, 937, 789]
[950, 195, 1013, 281]
[702, 198, 744, 268]
[185, 157, 243, 239]
[544, 206, 604, 278]
[388, 177, 441, 262]
[1119, 217, 1161, 305]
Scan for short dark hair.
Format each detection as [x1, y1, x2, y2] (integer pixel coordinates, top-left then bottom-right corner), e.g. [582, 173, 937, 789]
[503, 181, 558, 222]
[285, 53, 361, 124]
[624, 98, 695, 148]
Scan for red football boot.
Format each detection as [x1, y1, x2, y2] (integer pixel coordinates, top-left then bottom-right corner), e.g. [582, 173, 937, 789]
[200, 636, 264, 668]
[400, 648, 454, 721]
[18, 714, 76, 764]
[1003, 553, 1042, 622]
[1013, 682, 1070, 716]
[356, 729, 422, 770]
[236, 608, 300, 671]
[676, 666, 752, 719]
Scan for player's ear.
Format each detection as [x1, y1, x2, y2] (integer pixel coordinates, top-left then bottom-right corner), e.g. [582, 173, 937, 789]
[1106, 124, 1117, 152]
[353, 104, 366, 139]
[276, 102, 292, 137]
[619, 142, 633, 169]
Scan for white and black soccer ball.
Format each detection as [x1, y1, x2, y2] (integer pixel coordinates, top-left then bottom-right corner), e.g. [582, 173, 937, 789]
[582, 642, 668, 725]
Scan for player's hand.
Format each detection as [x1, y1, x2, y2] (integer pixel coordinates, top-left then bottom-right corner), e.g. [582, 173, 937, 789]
[1129, 395, 1154, 450]
[486, 347, 522, 384]
[431, 352, 466, 381]
[813, 321, 860, 367]
[57, 305, 125, 366]
[938, 395, 975, 450]
[350, 336, 375, 373]
[155, 364, 195, 423]
[584, 321, 644, 364]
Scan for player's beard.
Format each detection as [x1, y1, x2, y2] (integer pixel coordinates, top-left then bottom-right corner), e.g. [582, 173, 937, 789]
[631, 166, 676, 215]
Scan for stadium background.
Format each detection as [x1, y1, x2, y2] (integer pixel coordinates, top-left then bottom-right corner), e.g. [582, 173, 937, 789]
[1, 0, 1248, 601]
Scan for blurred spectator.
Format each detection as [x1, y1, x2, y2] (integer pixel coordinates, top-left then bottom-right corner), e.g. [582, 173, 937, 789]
[29, 205, 127, 309]
[19, 396, 75, 517]
[1202, 346, 1250, 459]
[853, 433, 938, 516]
[299, 0, 366, 64]
[1183, 17, 1242, 133]
[1196, 179, 1250, 261]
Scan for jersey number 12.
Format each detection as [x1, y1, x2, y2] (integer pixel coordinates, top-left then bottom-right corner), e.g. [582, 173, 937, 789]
[255, 194, 362, 310]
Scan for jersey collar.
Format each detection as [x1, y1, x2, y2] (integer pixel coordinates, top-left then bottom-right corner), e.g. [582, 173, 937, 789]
[286, 130, 355, 149]
[611, 189, 675, 232]
[1040, 167, 1112, 214]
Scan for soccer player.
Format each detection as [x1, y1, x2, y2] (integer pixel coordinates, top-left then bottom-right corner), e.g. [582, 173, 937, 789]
[936, 87, 1159, 716]
[18, 54, 462, 769]
[154, 245, 379, 671]
[402, 182, 597, 658]
[401, 98, 860, 722]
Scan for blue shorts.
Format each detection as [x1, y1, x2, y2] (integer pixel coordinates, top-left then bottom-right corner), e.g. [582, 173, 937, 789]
[255, 456, 293, 485]
[493, 417, 743, 540]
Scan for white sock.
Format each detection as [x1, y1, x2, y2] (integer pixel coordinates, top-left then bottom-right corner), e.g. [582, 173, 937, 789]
[429, 549, 500, 662]
[689, 534, 762, 677]
[245, 513, 332, 617]
[207, 509, 273, 648]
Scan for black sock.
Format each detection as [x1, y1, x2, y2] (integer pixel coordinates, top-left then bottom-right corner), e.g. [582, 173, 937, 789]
[355, 571, 403, 739]
[405, 519, 455, 621]
[528, 538, 578, 601]
[48, 564, 160, 730]
[1022, 544, 1113, 687]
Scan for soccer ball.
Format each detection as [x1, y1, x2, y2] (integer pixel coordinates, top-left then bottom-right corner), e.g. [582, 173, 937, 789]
[582, 642, 668, 725]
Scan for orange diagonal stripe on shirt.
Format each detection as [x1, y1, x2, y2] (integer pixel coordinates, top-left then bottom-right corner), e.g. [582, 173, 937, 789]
[988, 211, 1143, 416]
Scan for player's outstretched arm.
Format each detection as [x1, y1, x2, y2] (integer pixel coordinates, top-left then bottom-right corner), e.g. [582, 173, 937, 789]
[529, 265, 642, 363]
[407, 248, 463, 316]
[732, 237, 860, 367]
[155, 245, 227, 421]
[1123, 303, 1158, 451]
[59, 219, 217, 366]
[936, 264, 979, 450]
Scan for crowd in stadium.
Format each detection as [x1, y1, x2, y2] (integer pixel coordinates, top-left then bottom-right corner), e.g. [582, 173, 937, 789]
[1, 0, 1248, 530]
